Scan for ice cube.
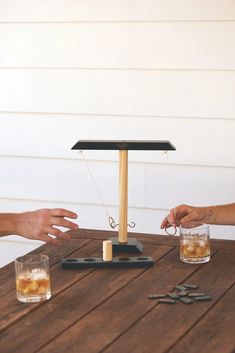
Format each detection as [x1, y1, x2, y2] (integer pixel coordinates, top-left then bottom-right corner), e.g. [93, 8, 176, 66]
[31, 270, 47, 280]
[199, 240, 206, 247]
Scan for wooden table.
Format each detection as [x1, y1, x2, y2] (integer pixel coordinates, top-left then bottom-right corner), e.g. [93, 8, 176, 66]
[0, 229, 235, 353]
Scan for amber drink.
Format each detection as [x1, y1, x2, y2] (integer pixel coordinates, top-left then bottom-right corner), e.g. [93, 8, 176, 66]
[180, 225, 210, 264]
[15, 255, 51, 303]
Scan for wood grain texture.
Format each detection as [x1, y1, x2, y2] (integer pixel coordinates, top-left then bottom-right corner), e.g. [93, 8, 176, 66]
[169, 284, 235, 353]
[0, 239, 97, 332]
[0, 229, 234, 353]
[70, 228, 235, 250]
[36, 249, 217, 353]
[102, 251, 235, 353]
[0, 242, 173, 353]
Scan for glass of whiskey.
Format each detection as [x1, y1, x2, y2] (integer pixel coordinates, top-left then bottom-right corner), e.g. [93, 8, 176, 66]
[180, 225, 210, 264]
[15, 254, 51, 303]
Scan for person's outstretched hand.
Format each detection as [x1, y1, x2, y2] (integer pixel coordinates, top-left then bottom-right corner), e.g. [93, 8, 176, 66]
[15, 208, 78, 245]
[160, 204, 215, 230]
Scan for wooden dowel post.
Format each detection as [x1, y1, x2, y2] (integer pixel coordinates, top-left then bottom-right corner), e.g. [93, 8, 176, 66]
[118, 150, 128, 244]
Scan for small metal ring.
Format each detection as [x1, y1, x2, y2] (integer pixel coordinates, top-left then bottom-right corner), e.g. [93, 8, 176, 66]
[165, 226, 177, 236]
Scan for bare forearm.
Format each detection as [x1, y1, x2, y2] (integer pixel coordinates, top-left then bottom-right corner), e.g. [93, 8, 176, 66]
[161, 202, 235, 229]
[208, 203, 235, 225]
[0, 213, 18, 237]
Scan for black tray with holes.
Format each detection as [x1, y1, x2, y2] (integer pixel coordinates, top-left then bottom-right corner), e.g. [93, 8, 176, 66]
[62, 256, 154, 269]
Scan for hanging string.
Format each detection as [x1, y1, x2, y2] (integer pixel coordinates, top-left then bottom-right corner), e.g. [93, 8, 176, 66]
[79, 151, 118, 229]
[79, 151, 136, 230]
[162, 151, 177, 236]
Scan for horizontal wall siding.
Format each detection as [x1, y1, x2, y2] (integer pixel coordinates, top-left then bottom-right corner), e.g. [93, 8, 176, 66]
[146, 164, 235, 209]
[1, 0, 235, 22]
[0, 70, 235, 118]
[1, 23, 235, 69]
[0, 115, 235, 167]
[0, 2, 235, 267]
[0, 155, 235, 217]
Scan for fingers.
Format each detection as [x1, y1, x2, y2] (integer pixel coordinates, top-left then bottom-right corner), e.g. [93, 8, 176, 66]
[51, 216, 78, 230]
[36, 208, 79, 244]
[180, 212, 197, 225]
[168, 208, 177, 227]
[180, 210, 203, 228]
[47, 227, 71, 241]
[36, 228, 71, 244]
[160, 216, 169, 229]
[36, 233, 61, 246]
[161, 208, 177, 229]
[50, 208, 78, 219]
[161, 204, 195, 229]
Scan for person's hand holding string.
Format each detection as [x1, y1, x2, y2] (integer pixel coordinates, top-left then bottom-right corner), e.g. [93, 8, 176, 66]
[160, 204, 218, 232]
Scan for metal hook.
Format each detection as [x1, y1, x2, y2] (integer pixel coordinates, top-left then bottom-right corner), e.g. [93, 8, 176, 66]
[108, 217, 136, 229]
[108, 216, 119, 229]
[128, 221, 136, 228]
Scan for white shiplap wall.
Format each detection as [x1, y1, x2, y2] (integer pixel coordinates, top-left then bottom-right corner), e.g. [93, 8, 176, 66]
[0, 1, 235, 267]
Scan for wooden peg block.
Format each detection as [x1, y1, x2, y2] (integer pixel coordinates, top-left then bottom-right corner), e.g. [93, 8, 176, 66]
[103, 240, 113, 262]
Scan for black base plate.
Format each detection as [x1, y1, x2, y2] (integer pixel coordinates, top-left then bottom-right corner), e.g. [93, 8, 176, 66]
[109, 237, 144, 254]
[62, 256, 154, 269]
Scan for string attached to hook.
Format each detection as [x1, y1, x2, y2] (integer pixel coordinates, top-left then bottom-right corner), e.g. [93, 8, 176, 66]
[79, 151, 135, 230]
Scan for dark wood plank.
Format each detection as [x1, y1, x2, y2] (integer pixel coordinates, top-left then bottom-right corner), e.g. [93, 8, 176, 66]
[70, 228, 235, 251]
[0, 239, 100, 332]
[139, 236, 235, 252]
[35, 248, 213, 353]
[169, 284, 235, 353]
[100, 251, 235, 353]
[1, 230, 234, 353]
[69, 228, 179, 244]
[69, 228, 179, 245]
[0, 237, 91, 297]
[0, 243, 173, 353]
